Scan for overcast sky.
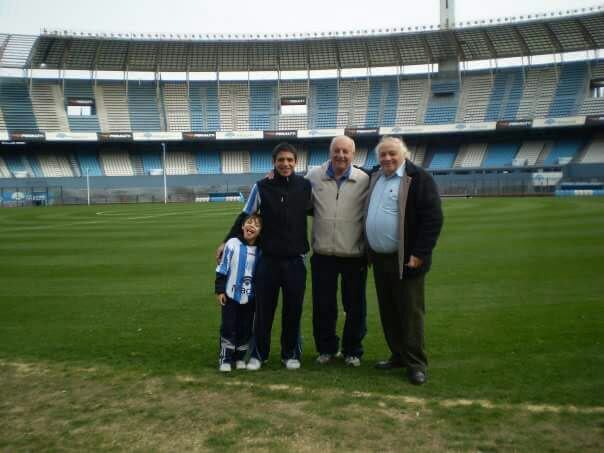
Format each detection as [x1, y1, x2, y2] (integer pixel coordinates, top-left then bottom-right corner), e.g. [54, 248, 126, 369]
[0, 0, 601, 35]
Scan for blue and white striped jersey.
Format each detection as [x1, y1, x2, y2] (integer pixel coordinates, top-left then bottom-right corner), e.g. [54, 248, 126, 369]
[242, 183, 260, 215]
[215, 237, 259, 304]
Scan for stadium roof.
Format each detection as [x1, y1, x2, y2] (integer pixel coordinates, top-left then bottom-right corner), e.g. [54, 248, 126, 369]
[2, 9, 604, 72]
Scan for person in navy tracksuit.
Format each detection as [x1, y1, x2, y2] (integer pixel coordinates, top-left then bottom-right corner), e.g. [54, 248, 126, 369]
[217, 142, 312, 370]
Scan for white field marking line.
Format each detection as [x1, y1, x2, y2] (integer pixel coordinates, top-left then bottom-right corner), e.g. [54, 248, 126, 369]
[3, 361, 602, 416]
[219, 380, 604, 415]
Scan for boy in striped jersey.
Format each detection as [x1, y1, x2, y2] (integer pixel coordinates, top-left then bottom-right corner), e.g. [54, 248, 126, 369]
[215, 214, 262, 372]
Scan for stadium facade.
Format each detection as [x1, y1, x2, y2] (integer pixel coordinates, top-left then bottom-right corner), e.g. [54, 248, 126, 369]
[1, 6, 604, 205]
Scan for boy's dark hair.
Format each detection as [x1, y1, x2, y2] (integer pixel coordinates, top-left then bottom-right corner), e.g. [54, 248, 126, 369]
[271, 142, 298, 161]
[244, 213, 262, 228]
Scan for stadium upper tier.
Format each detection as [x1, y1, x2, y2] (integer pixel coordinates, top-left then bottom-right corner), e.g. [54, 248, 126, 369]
[0, 9, 603, 71]
[1, 60, 603, 133]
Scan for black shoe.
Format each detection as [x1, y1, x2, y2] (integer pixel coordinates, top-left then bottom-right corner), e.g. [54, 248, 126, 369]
[408, 369, 427, 385]
[374, 357, 405, 370]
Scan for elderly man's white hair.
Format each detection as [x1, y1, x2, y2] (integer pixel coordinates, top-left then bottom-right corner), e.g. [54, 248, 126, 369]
[374, 136, 411, 159]
[329, 135, 356, 153]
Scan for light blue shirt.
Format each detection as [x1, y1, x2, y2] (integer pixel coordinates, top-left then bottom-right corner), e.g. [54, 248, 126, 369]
[366, 163, 405, 253]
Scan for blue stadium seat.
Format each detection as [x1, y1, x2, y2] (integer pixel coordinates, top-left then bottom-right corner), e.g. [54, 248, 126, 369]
[427, 145, 457, 169]
[249, 148, 273, 173]
[310, 80, 338, 128]
[308, 147, 329, 167]
[195, 150, 221, 174]
[249, 82, 276, 131]
[189, 82, 220, 131]
[544, 139, 583, 165]
[77, 151, 103, 176]
[548, 62, 587, 118]
[141, 151, 162, 174]
[483, 143, 520, 167]
[485, 69, 524, 121]
[128, 81, 162, 131]
[3, 153, 27, 175]
[424, 80, 459, 125]
[0, 78, 38, 132]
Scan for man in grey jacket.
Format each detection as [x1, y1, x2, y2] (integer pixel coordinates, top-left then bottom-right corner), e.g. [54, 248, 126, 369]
[306, 135, 370, 367]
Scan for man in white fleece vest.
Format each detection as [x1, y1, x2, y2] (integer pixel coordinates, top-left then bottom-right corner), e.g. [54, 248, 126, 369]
[306, 135, 370, 367]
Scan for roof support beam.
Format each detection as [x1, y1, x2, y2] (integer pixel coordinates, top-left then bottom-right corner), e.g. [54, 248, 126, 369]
[510, 25, 531, 58]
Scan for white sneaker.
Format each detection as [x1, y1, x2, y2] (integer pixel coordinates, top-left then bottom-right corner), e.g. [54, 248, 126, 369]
[219, 363, 232, 372]
[247, 358, 262, 371]
[283, 359, 301, 370]
[316, 354, 333, 364]
[235, 360, 246, 370]
[345, 356, 361, 367]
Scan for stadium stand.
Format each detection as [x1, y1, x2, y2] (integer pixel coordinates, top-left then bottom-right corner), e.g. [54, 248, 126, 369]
[0, 78, 38, 132]
[249, 148, 272, 173]
[37, 153, 74, 177]
[395, 78, 429, 126]
[3, 153, 28, 176]
[195, 150, 221, 174]
[141, 151, 162, 175]
[276, 80, 308, 130]
[64, 80, 100, 132]
[485, 68, 524, 121]
[549, 62, 588, 118]
[310, 79, 338, 129]
[352, 147, 368, 167]
[426, 144, 458, 169]
[162, 83, 191, 132]
[96, 81, 131, 132]
[453, 143, 488, 168]
[294, 149, 308, 174]
[543, 139, 584, 165]
[0, 155, 11, 178]
[219, 82, 250, 131]
[249, 81, 276, 131]
[514, 141, 546, 166]
[127, 81, 163, 131]
[339, 79, 369, 127]
[77, 151, 103, 176]
[363, 150, 378, 169]
[579, 62, 604, 115]
[30, 80, 68, 131]
[483, 143, 520, 167]
[580, 136, 604, 163]
[458, 73, 492, 123]
[222, 150, 250, 174]
[308, 146, 329, 168]
[99, 149, 135, 176]
[424, 79, 459, 124]
[189, 82, 221, 131]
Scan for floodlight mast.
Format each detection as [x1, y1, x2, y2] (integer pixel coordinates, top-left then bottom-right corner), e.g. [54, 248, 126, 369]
[440, 0, 456, 29]
[86, 167, 90, 206]
[161, 142, 167, 205]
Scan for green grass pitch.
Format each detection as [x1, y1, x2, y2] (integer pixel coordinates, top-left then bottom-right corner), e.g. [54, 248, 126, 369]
[0, 197, 603, 450]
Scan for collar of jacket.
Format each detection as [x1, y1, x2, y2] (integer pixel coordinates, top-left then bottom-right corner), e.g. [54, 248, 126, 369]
[273, 170, 295, 184]
[320, 161, 357, 182]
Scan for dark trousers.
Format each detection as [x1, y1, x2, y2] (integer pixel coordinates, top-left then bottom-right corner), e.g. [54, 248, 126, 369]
[250, 255, 306, 361]
[372, 252, 427, 372]
[311, 253, 367, 357]
[219, 297, 255, 365]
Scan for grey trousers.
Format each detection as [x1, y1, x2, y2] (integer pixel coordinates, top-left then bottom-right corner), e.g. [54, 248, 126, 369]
[372, 252, 427, 372]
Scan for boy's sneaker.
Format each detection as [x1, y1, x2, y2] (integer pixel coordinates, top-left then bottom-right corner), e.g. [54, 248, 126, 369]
[219, 362, 232, 373]
[316, 354, 334, 364]
[235, 360, 246, 370]
[247, 358, 262, 371]
[282, 359, 301, 370]
[344, 356, 361, 367]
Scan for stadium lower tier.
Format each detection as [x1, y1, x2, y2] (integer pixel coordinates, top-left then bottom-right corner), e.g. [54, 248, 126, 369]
[1, 135, 603, 179]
